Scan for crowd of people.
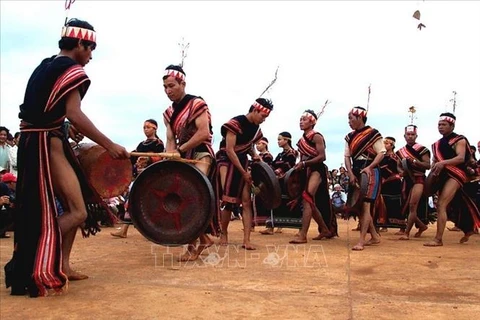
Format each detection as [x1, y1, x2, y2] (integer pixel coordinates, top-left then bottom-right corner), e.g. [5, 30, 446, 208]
[1, 16, 479, 298]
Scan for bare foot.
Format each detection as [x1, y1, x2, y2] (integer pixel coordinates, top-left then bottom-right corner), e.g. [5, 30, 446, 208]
[423, 239, 443, 247]
[447, 226, 461, 232]
[65, 270, 89, 281]
[351, 226, 360, 231]
[414, 226, 428, 238]
[365, 238, 381, 246]
[110, 231, 127, 238]
[379, 227, 388, 233]
[351, 243, 364, 251]
[460, 232, 474, 243]
[241, 243, 256, 250]
[312, 232, 333, 240]
[219, 233, 228, 246]
[259, 228, 274, 235]
[178, 251, 199, 261]
[197, 235, 214, 255]
[394, 230, 406, 235]
[399, 235, 410, 240]
[275, 228, 283, 233]
[289, 237, 307, 244]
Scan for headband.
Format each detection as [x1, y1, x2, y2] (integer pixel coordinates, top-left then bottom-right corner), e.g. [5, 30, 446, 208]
[350, 107, 367, 117]
[439, 115, 455, 124]
[61, 26, 96, 43]
[164, 69, 186, 81]
[302, 112, 317, 124]
[405, 125, 417, 134]
[279, 135, 291, 141]
[253, 102, 271, 115]
[257, 140, 268, 146]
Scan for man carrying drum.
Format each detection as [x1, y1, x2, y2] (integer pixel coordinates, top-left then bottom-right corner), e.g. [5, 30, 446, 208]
[4, 18, 129, 297]
[396, 125, 430, 240]
[424, 112, 480, 246]
[344, 106, 385, 251]
[162, 64, 218, 261]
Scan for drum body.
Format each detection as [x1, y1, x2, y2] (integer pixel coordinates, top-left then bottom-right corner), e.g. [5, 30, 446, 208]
[129, 160, 215, 246]
[266, 195, 303, 229]
[74, 143, 132, 198]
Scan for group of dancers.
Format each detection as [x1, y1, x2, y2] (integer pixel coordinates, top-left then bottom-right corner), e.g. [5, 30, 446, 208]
[3, 17, 479, 298]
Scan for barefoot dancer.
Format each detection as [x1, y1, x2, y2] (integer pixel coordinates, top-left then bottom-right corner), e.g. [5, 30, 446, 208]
[289, 110, 337, 244]
[4, 18, 129, 297]
[216, 99, 274, 250]
[162, 65, 218, 261]
[344, 107, 384, 251]
[396, 125, 431, 240]
[424, 113, 480, 246]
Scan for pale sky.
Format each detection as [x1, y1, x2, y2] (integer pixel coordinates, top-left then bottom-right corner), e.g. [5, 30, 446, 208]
[1, 0, 479, 169]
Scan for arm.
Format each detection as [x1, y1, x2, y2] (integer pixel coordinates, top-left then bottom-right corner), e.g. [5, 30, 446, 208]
[432, 139, 467, 173]
[344, 141, 356, 183]
[65, 90, 127, 158]
[362, 138, 385, 172]
[163, 118, 176, 152]
[225, 131, 251, 182]
[178, 111, 210, 153]
[416, 153, 431, 170]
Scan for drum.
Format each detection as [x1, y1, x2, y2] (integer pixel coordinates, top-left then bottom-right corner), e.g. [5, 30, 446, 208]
[284, 168, 306, 200]
[129, 160, 215, 246]
[74, 143, 132, 198]
[424, 171, 440, 197]
[266, 195, 303, 229]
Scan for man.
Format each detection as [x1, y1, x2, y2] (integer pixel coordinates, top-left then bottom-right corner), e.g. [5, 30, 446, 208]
[4, 18, 128, 297]
[396, 125, 430, 240]
[344, 106, 384, 251]
[8, 132, 20, 176]
[162, 64, 217, 261]
[217, 98, 273, 250]
[376, 137, 402, 232]
[424, 113, 480, 246]
[290, 110, 337, 243]
[0, 172, 16, 238]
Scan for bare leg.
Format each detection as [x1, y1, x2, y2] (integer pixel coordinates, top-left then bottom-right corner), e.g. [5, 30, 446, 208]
[400, 184, 427, 240]
[424, 178, 460, 246]
[178, 241, 198, 261]
[219, 209, 230, 246]
[241, 184, 256, 250]
[352, 202, 380, 250]
[50, 137, 88, 279]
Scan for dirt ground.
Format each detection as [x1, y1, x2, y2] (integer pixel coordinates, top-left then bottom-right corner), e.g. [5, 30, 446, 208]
[0, 218, 479, 320]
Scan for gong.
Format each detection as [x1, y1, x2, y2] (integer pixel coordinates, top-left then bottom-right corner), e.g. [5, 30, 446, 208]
[129, 160, 215, 246]
[251, 161, 282, 209]
[284, 168, 306, 200]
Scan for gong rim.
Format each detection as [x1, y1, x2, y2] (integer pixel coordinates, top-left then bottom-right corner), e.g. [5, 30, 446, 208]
[129, 160, 215, 246]
[251, 161, 282, 209]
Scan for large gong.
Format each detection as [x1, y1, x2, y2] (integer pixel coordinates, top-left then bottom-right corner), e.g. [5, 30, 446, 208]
[129, 160, 215, 246]
[251, 162, 282, 209]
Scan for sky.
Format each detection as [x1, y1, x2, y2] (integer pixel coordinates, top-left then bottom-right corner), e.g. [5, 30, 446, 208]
[1, 0, 479, 169]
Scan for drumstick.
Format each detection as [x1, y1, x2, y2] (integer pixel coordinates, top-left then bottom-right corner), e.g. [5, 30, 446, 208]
[129, 152, 209, 165]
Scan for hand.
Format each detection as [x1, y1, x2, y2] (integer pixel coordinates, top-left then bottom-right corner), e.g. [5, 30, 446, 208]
[107, 143, 129, 159]
[136, 156, 149, 169]
[242, 171, 253, 185]
[360, 166, 372, 176]
[0, 196, 10, 206]
[68, 124, 84, 143]
[252, 154, 261, 162]
[294, 162, 303, 172]
[431, 161, 444, 175]
[348, 173, 357, 186]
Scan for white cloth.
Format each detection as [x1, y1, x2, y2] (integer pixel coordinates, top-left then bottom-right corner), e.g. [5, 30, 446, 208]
[8, 145, 18, 176]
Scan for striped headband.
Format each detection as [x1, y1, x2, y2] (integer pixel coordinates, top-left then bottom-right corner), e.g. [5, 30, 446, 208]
[350, 107, 367, 117]
[302, 112, 317, 124]
[439, 115, 455, 124]
[405, 125, 417, 133]
[164, 69, 186, 81]
[384, 138, 395, 147]
[61, 26, 96, 43]
[279, 135, 291, 140]
[253, 102, 271, 115]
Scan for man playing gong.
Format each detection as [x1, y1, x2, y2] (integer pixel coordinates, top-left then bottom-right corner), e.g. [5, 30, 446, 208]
[216, 98, 274, 250]
[344, 106, 384, 251]
[424, 113, 480, 246]
[163, 64, 218, 260]
[396, 125, 430, 240]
